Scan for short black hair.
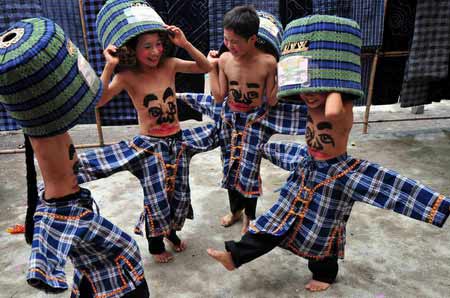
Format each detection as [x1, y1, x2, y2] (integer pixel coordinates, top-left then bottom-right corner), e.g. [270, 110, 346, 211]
[223, 5, 259, 39]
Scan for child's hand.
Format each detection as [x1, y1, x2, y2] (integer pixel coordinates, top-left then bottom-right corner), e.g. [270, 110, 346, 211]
[104, 44, 119, 66]
[165, 25, 189, 48]
[207, 50, 219, 66]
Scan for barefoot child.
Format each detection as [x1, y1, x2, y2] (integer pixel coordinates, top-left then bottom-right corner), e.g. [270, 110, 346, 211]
[77, 0, 216, 263]
[0, 17, 149, 297]
[180, 6, 306, 235]
[207, 15, 450, 292]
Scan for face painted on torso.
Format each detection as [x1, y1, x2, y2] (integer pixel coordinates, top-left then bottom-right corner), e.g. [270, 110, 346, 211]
[301, 93, 352, 160]
[228, 80, 262, 111]
[305, 115, 336, 159]
[142, 86, 180, 137]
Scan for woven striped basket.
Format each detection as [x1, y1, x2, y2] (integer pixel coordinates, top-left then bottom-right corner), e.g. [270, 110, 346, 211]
[96, 0, 166, 49]
[0, 17, 102, 137]
[277, 15, 364, 102]
[220, 10, 283, 60]
[255, 11, 283, 60]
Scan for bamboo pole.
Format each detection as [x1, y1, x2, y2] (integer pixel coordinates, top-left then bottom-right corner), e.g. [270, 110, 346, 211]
[0, 142, 116, 155]
[362, 52, 379, 133]
[95, 108, 105, 146]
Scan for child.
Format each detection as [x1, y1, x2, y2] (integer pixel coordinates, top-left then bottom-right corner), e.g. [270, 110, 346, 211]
[78, 0, 216, 263]
[180, 6, 306, 235]
[0, 17, 149, 297]
[207, 15, 450, 292]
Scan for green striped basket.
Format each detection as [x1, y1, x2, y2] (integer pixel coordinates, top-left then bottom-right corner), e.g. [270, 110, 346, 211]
[277, 15, 364, 102]
[96, 0, 167, 49]
[0, 17, 102, 137]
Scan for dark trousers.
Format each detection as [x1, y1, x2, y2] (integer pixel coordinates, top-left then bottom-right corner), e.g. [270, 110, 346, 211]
[228, 189, 257, 219]
[225, 232, 338, 284]
[147, 229, 180, 255]
[79, 277, 150, 298]
[143, 214, 181, 254]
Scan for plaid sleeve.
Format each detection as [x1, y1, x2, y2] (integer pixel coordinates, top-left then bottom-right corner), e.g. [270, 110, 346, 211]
[260, 142, 308, 171]
[263, 102, 307, 135]
[346, 160, 450, 227]
[177, 93, 221, 122]
[77, 141, 138, 184]
[182, 124, 219, 153]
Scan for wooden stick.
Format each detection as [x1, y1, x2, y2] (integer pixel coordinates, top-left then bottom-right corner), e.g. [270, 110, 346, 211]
[95, 108, 105, 146]
[363, 52, 379, 134]
[0, 142, 116, 155]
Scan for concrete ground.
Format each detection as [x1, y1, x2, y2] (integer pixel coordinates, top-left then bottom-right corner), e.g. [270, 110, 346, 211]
[0, 102, 449, 298]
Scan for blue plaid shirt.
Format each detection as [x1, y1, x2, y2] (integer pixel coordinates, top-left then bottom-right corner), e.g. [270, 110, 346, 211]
[251, 142, 450, 259]
[27, 187, 146, 298]
[178, 93, 307, 198]
[78, 124, 218, 237]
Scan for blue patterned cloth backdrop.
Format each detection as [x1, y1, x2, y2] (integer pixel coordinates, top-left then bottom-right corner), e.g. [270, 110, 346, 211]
[382, 0, 416, 52]
[370, 0, 416, 105]
[0, 0, 43, 131]
[351, 0, 384, 50]
[400, 0, 450, 108]
[208, 0, 279, 51]
[41, 0, 95, 124]
[312, 0, 351, 16]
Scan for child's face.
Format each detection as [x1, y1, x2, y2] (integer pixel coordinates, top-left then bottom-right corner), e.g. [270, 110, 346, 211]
[223, 29, 253, 57]
[300, 93, 328, 109]
[135, 33, 164, 67]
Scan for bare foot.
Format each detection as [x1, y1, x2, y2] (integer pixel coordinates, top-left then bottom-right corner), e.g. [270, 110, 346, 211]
[166, 239, 187, 252]
[153, 251, 174, 263]
[206, 248, 236, 271]
[240, 214, 249, 235]
[220, 212, 242, 227]
[304, 279, 331, 292]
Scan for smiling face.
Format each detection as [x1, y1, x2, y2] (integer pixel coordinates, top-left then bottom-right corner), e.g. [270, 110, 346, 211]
[223, 29, 255, 57]
[300, 93, 328, 109]
[143, 87, 180, 136]
[135, 32, 165, 68]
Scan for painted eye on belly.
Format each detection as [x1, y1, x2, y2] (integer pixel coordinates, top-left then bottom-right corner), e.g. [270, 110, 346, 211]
[318, 134, 335, 147]
[148, 107, 162, 117]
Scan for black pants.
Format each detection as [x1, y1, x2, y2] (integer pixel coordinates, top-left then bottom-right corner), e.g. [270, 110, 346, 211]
[228, 189, 257, 219]
[79, 277, 150, 298]
[147, 229, 181, 255]
[225, 232, 338, 284]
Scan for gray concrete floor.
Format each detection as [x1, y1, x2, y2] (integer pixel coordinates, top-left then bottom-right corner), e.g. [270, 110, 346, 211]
[1, 102, 449, 298]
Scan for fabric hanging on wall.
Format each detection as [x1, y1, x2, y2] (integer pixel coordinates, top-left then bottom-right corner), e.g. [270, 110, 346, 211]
[208, 0, 279, 51]
[41, 0, 86, 55]
[369, 0, 416, 105]
[311, 0, 384, 49]
[0, 0, 43, 131]
[372, 56, 407, 105]
[382, 0, 416, 52]
[312, 0, 351, 17]
[279, 0, 312, 27]
[400, 0, 450, 107]
[351, 0, 384, 49]
[158, 0, 208, 121]
[41, 0, 95, 124]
